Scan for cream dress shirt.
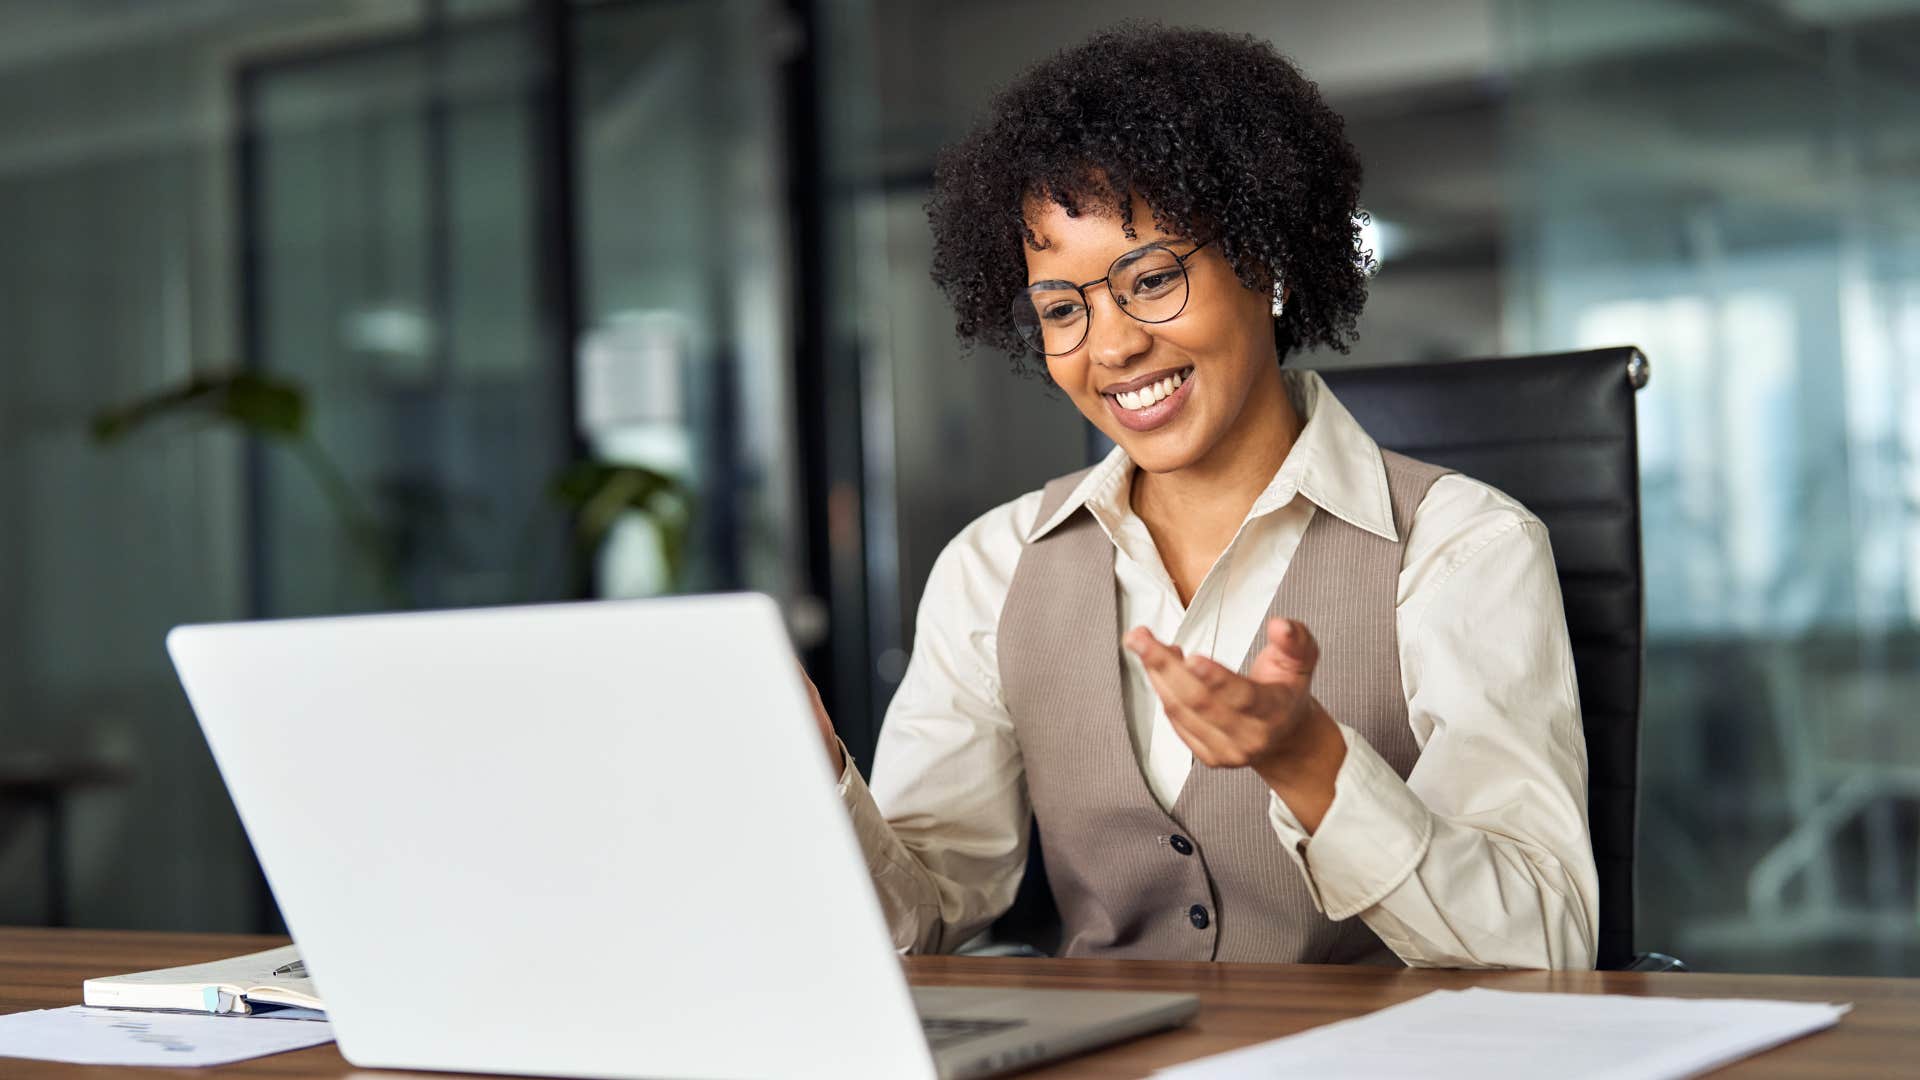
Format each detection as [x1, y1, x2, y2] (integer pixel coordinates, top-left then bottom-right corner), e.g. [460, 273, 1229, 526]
[835, 369, 1600, 970]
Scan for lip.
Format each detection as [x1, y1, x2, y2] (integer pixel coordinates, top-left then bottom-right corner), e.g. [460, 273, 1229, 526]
[1099, 365, 1191, 397]
[1104, 367, 1195, 433]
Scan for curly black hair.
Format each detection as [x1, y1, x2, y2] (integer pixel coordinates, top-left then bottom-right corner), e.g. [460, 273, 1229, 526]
[927, 22, 1371, 372]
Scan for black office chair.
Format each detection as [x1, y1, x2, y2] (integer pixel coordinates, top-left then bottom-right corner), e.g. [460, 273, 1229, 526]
[990, 346, 1676, 971]
[1319, 346, 1673, 972]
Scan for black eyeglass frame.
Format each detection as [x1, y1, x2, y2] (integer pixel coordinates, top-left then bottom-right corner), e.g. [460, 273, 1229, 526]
[1012, 237, 1214, 356]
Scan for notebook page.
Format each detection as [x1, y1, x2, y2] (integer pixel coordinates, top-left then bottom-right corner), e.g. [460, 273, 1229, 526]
[1156, 987, 1847, 1080]
[0, 1006, 334, 1067]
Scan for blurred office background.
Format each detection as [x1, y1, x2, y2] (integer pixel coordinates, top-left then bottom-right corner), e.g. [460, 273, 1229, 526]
[1, 0, 1917, 976]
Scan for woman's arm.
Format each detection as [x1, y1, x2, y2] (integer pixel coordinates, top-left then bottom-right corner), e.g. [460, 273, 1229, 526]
[1129, 479, 1598, 969]
[832, 506, 1036, 954]
[1270, 503, 1599, 970]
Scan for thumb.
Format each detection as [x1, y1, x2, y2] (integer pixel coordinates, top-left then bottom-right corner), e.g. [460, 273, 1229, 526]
[1248, 618, 1318, 687]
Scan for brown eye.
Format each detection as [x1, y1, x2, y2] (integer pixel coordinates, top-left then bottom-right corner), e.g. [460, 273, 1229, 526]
[1133, 270, 1180, 296]
[1040, 300, 1084, 324]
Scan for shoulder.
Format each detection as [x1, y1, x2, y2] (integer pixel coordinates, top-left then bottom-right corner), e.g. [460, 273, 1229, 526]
[1399, 471, 1554, 609]
[1414, 471, 1544, 543]
[904, 486, 1053, 696]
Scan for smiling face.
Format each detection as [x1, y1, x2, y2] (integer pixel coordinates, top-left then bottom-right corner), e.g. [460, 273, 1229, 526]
[1023, 189, 1289, 478]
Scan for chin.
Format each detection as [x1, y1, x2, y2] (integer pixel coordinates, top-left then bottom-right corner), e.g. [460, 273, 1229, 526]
[1105, 427, 1206, 474]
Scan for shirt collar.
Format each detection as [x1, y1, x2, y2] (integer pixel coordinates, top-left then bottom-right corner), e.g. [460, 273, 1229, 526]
[1025, 369, 1399, 544]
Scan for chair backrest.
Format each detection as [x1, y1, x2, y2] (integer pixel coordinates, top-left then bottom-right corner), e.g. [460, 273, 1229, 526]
[1315, 347, 1647, 971]
[990, 347, 1648, 971]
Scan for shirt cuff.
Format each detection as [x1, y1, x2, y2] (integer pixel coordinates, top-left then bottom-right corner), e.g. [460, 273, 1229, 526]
[833, 740, 903, 879]
[832, 736, 857, 797]
[1266, 723, 1434, 920]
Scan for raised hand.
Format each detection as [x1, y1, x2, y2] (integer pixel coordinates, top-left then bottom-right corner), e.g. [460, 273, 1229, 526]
[1124, 617, 1347, 831]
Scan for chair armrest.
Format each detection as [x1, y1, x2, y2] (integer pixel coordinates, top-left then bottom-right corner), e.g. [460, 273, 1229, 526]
[1622, 951, 1688, 973]
[955, 938, 1051, 959]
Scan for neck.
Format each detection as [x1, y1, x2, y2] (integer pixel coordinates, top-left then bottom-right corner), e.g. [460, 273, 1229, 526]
[1131, 365, 1301, 538]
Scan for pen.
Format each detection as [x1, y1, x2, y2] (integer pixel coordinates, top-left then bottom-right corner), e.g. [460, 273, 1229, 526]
[271, 959, 306, 978]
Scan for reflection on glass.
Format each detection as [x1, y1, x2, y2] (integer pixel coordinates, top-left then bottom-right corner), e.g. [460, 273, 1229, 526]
[247, 10, 567, 615]
[571, 0, 803, 608]
[1506, 0, 1920, 974]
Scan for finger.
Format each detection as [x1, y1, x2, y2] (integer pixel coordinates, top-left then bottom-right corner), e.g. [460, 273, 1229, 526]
[1173, 657, 1281, 760]
[1123, 626, 1185, 666]
[794, 658, 829, 716]
[1137, 659, 1211, 726]
[1269, 618, 1320, 667]
[1134, 642, 1218, 712]
[1249, 617, 1319, 685]
[794, 658, 843, 773]
[1184, 652, 1259, 711]
[1127, 628, 1221, 705]
[1165, 704, 1241, 768]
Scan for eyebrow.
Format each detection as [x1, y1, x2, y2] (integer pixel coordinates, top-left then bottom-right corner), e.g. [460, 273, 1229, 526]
[1025, 238, 1180, 289]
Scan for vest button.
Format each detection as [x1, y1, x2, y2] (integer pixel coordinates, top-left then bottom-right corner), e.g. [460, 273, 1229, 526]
[1188, 904, 1210, 929]
[1169, 834, 1193, 856]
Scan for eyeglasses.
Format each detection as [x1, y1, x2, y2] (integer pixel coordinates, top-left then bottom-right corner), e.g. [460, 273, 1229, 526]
[1010, 238, 1212, 356]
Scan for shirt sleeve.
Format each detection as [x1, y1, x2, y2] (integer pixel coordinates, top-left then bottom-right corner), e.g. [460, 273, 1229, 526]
[1267, 513, 1600, 970]
[836, 508, 1034, 954]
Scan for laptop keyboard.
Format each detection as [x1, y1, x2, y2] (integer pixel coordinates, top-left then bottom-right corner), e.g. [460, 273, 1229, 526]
[920, 1016, 1029, 1050]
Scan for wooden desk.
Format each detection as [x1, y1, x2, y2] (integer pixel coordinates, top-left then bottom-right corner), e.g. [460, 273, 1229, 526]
[2, 928, 1912, 1078]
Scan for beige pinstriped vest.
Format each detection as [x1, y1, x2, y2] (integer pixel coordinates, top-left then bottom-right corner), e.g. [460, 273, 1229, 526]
[996, 450, 1448, 963]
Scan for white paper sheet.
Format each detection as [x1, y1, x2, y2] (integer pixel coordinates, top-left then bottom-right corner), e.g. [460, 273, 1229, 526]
[0, 1006, 335, 1067]
[1155, 987, 1848, 1080]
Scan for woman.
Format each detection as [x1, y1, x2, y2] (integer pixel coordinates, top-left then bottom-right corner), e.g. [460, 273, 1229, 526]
[809, 22, 1598, 970]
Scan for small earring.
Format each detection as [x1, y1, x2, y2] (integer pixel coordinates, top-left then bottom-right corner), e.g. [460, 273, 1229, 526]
[1270, 280, 1286, 318]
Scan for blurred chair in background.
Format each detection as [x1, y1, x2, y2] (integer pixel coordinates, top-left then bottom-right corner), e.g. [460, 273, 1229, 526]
[0, 753, 132, 927]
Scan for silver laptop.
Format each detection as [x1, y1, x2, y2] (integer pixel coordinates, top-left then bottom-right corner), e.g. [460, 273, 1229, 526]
[167, 593, 1196, 1080]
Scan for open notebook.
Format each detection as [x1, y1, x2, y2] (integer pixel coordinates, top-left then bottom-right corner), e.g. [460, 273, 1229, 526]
[83, 945, 324, 1018]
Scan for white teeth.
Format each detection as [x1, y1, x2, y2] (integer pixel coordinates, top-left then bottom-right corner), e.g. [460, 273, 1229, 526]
[1111, 369, 1191, 411]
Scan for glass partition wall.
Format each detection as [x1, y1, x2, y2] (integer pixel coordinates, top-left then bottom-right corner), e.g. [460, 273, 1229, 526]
[1502, 0, 1920, 974]
[0, 0, 815, 932]
[242, 8, 567, 617]
[234, 0, 817, 925]
[243, 0, 806, 621]
[570, 0, 806, 609]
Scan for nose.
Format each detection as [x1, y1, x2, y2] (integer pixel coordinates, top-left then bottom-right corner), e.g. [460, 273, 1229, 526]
[1084, 286, 1153, 370]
